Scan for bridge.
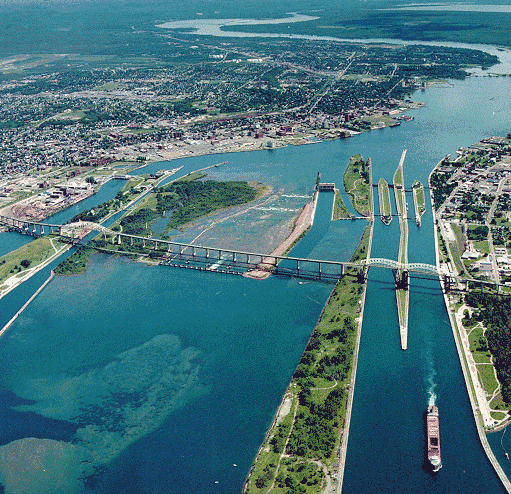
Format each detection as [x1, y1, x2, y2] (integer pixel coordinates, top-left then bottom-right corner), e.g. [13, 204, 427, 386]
[0, 214, 64, 237]
[64, 221, 441, 276]
[0, 215, 450, 284]
[1, 217, 441, 280]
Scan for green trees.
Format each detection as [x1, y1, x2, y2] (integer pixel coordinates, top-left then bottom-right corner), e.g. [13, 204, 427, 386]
[466, 292, 511, 405]
[160, 180, 257, 230]
[467, 225, 489, 241]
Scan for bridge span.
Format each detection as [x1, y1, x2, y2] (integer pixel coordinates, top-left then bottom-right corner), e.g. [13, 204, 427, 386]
[0, 214, 63, 237]
[65, 221, 441, 281]
[0, 216, 443, 282]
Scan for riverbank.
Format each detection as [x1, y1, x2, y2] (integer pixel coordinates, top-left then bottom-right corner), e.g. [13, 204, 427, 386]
[336, 221, 374, 494]
[0, 238, 71, 299]
[0, 187, 97, 223]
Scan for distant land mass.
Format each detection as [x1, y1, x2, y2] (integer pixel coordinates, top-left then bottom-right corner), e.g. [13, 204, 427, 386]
[1, 0, 511, 60]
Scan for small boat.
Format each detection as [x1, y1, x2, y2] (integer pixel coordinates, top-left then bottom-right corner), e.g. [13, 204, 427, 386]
[426, 405, 442, 472]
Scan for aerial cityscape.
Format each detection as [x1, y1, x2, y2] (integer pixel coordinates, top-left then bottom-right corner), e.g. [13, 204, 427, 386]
[1, 0, 511, 493]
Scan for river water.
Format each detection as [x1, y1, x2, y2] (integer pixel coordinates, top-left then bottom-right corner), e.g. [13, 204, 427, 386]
[1, 71, 511, 493]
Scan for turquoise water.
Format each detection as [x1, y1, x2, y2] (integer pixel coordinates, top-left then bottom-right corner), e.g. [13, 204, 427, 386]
[0, 198, 340, 493]
[1, 73, 511, 493]
[0, 232, 33, 257]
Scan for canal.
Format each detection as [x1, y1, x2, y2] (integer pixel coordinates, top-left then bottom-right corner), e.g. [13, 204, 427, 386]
[0, 68, 511, 494]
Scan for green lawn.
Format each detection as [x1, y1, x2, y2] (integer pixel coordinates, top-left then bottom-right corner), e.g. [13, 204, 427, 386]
[0, 237, 65, 287]
[477, 363, 500, 397]
[474, 240, 490, 255]
[378, 178, 392, 218]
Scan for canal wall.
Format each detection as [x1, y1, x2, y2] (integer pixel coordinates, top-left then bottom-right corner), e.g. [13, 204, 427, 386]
[336, 219, 374, 494]
[0, 270, 55, 338]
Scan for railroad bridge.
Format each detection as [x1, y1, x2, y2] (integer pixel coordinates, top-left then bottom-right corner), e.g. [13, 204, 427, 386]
[0, 216, 458, 286]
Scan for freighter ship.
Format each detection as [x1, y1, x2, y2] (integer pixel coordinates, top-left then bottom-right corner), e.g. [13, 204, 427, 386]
[426, 405, 442, 472]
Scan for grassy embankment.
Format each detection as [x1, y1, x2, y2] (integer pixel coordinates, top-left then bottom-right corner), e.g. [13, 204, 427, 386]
[377, 178, 392, 225]
[393, 159, 409, 350]
[244, 225, 372, 494]
[55, 175, 266, 274]
[449, 222, 468, 276]
[343, 155, 372, 217]
[332, 191, 352, 220]
[412, 180, 426, 226]
[0, 237, 67, 291]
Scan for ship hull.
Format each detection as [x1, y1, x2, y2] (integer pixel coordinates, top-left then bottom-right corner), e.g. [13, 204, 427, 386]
[426, 405, 442, 472]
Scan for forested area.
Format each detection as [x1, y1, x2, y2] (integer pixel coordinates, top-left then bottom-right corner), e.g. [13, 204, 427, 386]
[158, 179, 257, 231]
[430, 171, 457, 207]
[465, 292, 511, 405]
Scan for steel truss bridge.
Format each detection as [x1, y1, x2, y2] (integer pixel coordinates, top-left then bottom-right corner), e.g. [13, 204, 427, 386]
[65, 221, 441, 278]
[0, 216, 442, 283]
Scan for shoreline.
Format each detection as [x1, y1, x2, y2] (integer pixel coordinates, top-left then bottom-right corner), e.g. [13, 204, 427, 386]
[242, 222, 373, 494]
[0, 242, 71, 300]
[130, 107, 421, 172]
[0, 187, 98, 224]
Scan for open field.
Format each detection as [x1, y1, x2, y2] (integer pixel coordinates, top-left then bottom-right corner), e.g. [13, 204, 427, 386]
[0, 237, 67, 291]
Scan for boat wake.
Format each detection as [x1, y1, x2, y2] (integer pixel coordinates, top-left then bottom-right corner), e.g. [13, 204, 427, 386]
[426, 349, 437, 406]
[429, 392, 437, 407]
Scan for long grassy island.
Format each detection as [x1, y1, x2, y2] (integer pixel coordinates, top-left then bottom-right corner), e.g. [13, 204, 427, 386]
[393, 151, 410, 350]
[244, 158, 374, 494]
[377, 178, 392, 225]
[412, 180, 426, 227]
